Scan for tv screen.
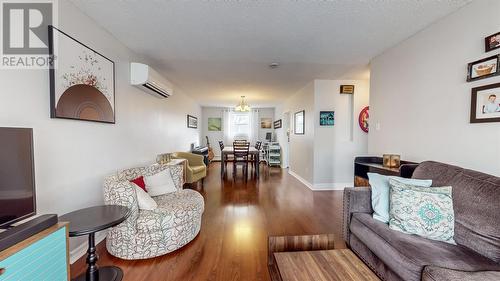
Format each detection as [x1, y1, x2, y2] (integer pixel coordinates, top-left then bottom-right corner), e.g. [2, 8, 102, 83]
[0, 127, 36, 227]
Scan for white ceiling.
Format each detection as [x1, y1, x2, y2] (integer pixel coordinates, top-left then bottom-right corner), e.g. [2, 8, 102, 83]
[70, 0, 471, 107]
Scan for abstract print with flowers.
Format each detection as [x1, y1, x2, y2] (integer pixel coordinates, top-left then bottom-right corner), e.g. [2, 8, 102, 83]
[50, 26, 115, 123]
[388, 179, 455, 244]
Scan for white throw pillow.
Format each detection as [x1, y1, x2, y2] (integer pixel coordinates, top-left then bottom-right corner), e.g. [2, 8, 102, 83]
[144, 169, 177, 196]
[133, 185, 157, 210]
[368, 173, 432, 223]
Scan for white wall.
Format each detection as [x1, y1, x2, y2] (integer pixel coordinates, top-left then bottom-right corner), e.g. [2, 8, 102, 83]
[0, 0, 200, 258]
[369, 0, 500, 176]
[201, 107, 224, 158]
[275, 82, 315, 183]
[314, 80, 369, 186]
[275, 80, 369, 189]
[258, 108, 275, 141]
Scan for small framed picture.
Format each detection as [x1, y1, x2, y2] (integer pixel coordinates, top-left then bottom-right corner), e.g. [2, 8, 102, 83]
[467, 55, 499, 82]
[485, 32, 500, 52]
[319, 111, 334, 126]
[208, 117, 221, 131]
[340, 85, 355, 94]
[273, 119, 282, 129]
[261, 118, 272, 129]
[470, 83, 500, 123]
[294, 110, 305, 135]
[187, 115, 198, 128]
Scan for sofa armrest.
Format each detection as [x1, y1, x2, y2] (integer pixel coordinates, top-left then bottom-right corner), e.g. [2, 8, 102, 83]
[342, 187, 373, 246]
[167, 164, 185, 190]
[172, 152, 205, 167]
[422, 266, 500, 281]
[103, 179, 139, 231]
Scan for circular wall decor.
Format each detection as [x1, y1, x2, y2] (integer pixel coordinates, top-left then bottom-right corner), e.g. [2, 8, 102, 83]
[358, 106, 369, 133]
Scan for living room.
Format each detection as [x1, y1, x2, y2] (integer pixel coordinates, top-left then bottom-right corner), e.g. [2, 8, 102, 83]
[0, 0, 499, 281]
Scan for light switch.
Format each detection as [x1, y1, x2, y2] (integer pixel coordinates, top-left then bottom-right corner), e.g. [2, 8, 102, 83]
[375, 122, 381, 131]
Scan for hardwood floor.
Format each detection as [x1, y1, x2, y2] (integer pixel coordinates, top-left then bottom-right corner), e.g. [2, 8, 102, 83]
[71, 162, 345, 281]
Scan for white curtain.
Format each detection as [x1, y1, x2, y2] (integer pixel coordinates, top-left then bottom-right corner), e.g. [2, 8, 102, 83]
[248, 109, 259, 145]
[222, 109, 233, 145]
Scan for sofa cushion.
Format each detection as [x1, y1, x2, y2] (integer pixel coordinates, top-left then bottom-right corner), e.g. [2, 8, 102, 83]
[191, 165, 205, 174]
[136, 189, 204, 231]
[422, 266, 500, 281]
[350, 213, 500, 281]
[412, 161, 500, 263]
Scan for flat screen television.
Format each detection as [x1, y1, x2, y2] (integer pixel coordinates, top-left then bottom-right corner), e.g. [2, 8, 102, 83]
[0, 127, 36, 227]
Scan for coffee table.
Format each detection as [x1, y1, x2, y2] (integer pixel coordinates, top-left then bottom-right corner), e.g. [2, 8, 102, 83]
[274, 249, 380, 281]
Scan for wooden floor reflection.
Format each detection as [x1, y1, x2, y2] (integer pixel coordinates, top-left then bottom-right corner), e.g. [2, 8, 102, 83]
[71, 162, 345, 281]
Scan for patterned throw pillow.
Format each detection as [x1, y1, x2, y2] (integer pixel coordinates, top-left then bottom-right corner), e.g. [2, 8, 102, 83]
[388, 179, 455, 244]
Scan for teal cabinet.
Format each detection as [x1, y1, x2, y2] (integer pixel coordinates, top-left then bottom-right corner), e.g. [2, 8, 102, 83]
[0, 224, 69, 281]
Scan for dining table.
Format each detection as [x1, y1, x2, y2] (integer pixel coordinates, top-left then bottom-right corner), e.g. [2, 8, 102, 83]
[221, 146, 260, 178]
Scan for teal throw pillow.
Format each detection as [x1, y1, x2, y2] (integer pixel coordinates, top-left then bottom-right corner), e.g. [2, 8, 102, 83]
[388, 179, 455, 244]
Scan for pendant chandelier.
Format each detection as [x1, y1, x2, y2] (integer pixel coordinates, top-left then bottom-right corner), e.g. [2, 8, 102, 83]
[235, 96, 251, 112]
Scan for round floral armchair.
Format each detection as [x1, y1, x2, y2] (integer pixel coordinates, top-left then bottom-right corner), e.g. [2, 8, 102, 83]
[103, 163, 204, 260]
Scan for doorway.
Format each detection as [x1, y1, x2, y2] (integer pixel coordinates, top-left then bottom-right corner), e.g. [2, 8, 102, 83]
[282, 111, 291, 168]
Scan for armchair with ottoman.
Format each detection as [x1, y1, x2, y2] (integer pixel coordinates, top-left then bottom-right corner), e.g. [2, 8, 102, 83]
[171, 152, 207, 186]
[103, 163, 204, 260]
[343, 161, 500, 281]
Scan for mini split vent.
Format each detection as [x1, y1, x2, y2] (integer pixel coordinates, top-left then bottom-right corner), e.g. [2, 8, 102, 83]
[130, 63, 173, 98]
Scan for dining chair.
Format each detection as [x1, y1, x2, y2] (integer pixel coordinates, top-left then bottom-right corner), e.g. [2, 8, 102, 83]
[218, 141, 228, 168]
[250, 141, 262, 170]
[233, 141, 250, 181]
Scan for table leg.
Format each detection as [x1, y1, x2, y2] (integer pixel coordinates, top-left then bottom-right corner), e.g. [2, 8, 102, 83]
[73, 233, 123, 281]
[221, 152, 225, 177]
[86, 233, 98, 281]
[255, 152, 260, 178]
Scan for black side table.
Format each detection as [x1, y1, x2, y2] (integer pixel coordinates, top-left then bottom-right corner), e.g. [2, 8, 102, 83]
[60, 205, 130, 281]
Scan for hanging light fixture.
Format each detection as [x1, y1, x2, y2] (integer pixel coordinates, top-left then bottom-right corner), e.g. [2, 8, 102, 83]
[235, 96, 251, 112]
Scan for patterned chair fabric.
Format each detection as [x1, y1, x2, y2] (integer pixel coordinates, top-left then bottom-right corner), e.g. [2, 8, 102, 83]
[103, 163, 204, 260]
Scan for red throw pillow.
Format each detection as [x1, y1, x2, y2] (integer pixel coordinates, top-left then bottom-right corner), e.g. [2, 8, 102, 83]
[130, 176, 147, 192]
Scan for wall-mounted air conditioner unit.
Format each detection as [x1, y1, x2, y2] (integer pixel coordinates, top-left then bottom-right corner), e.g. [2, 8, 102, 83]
[130, 62, 173, 98]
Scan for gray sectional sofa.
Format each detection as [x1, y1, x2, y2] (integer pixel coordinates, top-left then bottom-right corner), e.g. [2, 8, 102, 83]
[343, 161, 500, 281]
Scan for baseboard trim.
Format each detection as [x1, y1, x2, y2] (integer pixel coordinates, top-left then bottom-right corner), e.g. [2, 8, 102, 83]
[313, 182, 352, 190]
[70, 231, 107, 264]
[288, 170, 314, 190]
[288, 170, 351, 191]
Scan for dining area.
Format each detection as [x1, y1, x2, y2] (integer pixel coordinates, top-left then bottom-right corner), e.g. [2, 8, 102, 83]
[219, 140, 262, 180]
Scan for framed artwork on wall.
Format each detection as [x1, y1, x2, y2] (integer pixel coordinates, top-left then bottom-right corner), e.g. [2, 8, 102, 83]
[187, 115, 198, 128]
[208, 118, 221, 131]
[273, 119, 282, 129]
[358, 106, 369, 133]
[48, 26, 115, 124]
[294, 110, 305, 135]
[340, 85, 355, 94]
[466, 55, 499, 82]
[261, 118, 272, 129]
[319, 111, 335, 126]
[485, 32, 500, 52]
[470, 83, 500, 123]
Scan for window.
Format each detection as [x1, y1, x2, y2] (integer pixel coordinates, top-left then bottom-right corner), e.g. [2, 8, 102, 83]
[231, 112, 250, 138]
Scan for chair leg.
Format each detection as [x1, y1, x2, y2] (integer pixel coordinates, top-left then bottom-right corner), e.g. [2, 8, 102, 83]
[245, 163, 248, 182]
[201, 178, 204, 187]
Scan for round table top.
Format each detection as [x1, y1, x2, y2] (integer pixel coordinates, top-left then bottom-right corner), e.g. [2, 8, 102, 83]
[59, 205, 131, 237]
